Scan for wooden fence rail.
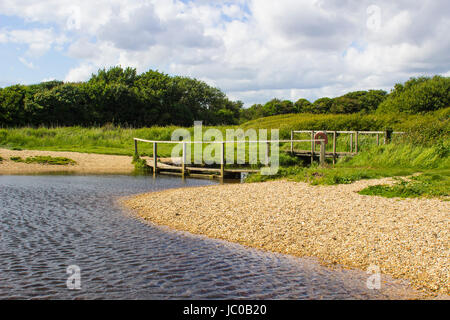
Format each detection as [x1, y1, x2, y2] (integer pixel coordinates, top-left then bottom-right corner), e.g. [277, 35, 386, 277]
[291, 130, 405, 164]
[133, 138, 326, 178]
[134, 130, 405, 178]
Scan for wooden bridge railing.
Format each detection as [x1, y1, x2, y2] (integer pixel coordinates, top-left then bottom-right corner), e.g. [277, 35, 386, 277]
[134, 130, 405, 177]
[133, 138, 326, 177]
[291, 130, 405, 164]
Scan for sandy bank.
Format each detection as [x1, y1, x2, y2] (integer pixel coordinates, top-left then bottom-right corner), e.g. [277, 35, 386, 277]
[123, 179, 449, 296]
[0, 148, 135, 174]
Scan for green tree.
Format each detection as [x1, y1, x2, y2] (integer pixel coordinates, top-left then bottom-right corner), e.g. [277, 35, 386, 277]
[0, 85, 29, 126]
[341, 90, 387, 113]
[30, 83, 88, 125]
[312, 97, 333, 114]
[377, 76, 450, 114]
[294, 98, 312, 113]
[239, 104, 265, 122]
[89, 66, 138, 87]
[330, 97, 361, 114]
[262, 99, 295, 116]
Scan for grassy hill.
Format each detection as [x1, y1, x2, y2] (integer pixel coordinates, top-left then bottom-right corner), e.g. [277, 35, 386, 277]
[241, 108, 449, 140]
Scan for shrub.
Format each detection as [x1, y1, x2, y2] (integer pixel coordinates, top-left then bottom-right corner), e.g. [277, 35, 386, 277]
[132, 154, 152, 173]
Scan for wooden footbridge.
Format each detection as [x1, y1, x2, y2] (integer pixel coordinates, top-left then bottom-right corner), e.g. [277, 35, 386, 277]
[133, 138, 321, 180]
[142, 159, 260, 180]
[133, 129, 403, 179]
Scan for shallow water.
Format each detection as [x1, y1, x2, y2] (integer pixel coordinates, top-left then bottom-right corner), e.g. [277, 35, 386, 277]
[0, 175, 418, 299]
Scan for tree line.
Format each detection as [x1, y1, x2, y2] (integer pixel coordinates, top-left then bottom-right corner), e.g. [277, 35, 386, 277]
[239, 90, 388, 122]
[240, 75, 449, 122]
[0, 66, 448, 127]
[0, 67, 243, 127]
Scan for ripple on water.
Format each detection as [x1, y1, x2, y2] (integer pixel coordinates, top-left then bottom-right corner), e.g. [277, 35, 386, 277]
[0, 175, 421, 299]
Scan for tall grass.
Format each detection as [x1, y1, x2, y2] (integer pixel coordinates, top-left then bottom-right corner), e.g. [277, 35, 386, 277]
[342, 142, 450, 170]
[241, 107, 450, 141]
[0, 109, 448, 166]
[247, 131, 449, 189]
[0, 126, 179, 156]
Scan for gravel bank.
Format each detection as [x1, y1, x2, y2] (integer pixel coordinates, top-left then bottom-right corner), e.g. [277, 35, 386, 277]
[123, 179, 449, 296]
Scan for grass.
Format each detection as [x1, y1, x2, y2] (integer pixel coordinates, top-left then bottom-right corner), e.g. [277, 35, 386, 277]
[0, 111, 448, 198]
[246, 140, 449, 199]
[27, 156, 76, 165]
[246, 164, 415, 184]
[9, 155, 76, 165]
[132, 154, 152, 173]
[342, 142, 449, 169]
[359, 171, 450, 199]
[0, 108, 447, 156]
[0, 126, 178, 156]
[241, 107, 449, 140]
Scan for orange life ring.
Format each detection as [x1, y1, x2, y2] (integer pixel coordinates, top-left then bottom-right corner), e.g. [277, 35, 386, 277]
[314, 131, 328, 144]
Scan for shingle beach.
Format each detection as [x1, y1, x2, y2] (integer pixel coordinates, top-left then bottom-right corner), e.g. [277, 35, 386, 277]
[123, 179, 449, 296]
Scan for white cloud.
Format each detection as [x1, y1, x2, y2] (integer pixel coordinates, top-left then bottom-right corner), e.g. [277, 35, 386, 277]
[0, 27, 67, 56]
[222, 4, 246, 20]
[0, 0, 449, 105]
[18, 56, 34, 69]
[64, 63, 96, 82]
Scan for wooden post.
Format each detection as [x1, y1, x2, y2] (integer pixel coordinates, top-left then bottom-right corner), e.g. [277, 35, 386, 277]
[333, 131, 337, 165]
[290, 131, 294, 154]
[153, 142, 157, 176]
[385, 130, 393, 144]
[265, 141, 270, 166]
[220, 142, 225, 178]
[320, 141, 325, 165]
[350, 133, 353, 153]
[182, 142, 186, 177]
[355, 131, 358, 153]
[311, 130, 314, 164]
[134, 139, 138, 157]
[376, 133, 379, 145]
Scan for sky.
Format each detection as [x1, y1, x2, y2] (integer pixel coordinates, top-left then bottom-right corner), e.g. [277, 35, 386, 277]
[0, 0, 449, 106]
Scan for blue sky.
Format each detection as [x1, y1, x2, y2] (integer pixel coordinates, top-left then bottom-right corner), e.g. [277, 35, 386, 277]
[0, 0, 449, 106]
[0, 13, 74, 86]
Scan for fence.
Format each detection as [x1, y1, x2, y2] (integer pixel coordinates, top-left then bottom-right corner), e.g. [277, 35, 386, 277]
[290, 130, 405, 164]
[134, 138, 327, 178]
